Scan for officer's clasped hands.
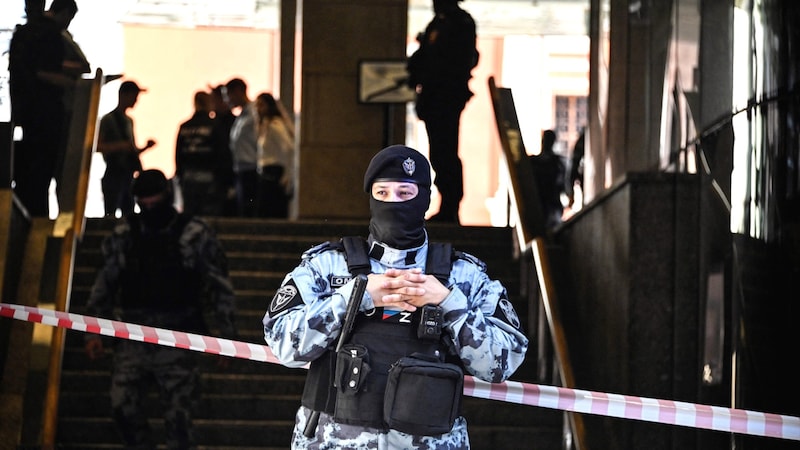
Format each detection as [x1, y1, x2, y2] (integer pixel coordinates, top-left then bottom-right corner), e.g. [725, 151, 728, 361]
[367, 268, 450, 311]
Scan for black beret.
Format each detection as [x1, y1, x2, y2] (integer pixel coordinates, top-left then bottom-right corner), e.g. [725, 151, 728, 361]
[131, 169, 169, 197]
[363, 145, 431, 192]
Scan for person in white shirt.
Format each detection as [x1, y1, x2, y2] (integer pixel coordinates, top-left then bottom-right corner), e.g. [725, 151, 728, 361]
[225, 77, 260, 217]
[255, 92, 295, 218]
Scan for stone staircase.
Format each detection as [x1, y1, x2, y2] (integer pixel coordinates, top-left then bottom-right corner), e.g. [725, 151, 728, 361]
[55, 217, 563, 449]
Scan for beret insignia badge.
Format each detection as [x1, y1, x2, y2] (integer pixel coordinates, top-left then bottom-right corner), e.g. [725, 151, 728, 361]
[403, 157, 416, 176]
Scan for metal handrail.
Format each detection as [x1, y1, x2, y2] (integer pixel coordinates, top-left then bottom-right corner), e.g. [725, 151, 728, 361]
[41, 69, 103, 447]
[531, 238, 587, 450]
[489, 76, 587, 450]
[487, 76, 546, 250]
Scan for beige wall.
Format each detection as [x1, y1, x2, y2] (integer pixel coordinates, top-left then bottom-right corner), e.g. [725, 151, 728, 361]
[118, 25, 279, 178]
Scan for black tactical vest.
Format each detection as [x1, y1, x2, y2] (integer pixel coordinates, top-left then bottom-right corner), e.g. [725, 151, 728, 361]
[300, 237, 457, 428]
[118, 214, 205, 332]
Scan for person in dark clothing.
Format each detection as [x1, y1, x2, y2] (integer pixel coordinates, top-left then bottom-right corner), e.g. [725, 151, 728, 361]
[210, 84, 238, 217]
[407, 0, 479, 224]
[175, 90, 225, 216]
[84, 169, 237, 449]
[529, 129, 567, 230]
[97, 80, 156, 218]
[9, 0, 90, 217]
[567, 128, 585, 209]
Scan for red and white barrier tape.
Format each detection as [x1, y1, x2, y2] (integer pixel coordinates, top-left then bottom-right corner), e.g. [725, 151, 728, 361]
[463, 378, 799, 441]
[0, 302, 281, 365]
[2, 302, 798, 442]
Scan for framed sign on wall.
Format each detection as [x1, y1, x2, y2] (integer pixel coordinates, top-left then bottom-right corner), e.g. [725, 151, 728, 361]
[358, 60, 416, 104]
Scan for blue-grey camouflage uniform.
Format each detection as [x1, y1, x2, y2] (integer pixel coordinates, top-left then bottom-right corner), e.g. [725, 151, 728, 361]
[263, 235, 528, 450]
[86, 215, 237, 449]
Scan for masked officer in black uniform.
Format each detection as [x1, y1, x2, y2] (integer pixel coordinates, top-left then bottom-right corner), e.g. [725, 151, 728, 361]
[263, 145, 528, 449]
[85, 169, 237, 449]
[175, 90, 225, 216]
[407, 0, 479, 224]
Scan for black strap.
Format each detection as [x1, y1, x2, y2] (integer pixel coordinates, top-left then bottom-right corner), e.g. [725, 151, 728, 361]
[426, 242, 453, 285]
[342, 236, 371, 276]
[127, 212, 191, 243]
[340, 237, 453, 284]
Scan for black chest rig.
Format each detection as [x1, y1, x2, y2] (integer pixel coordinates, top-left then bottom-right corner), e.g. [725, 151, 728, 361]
[301, 237, 463, 435]
[119, 214, 202, 312]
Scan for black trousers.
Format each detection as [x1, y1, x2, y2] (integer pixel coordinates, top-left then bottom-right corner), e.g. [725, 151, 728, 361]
[13, 105, 65, 217]
[235, 169, 259, 217]
[102, 167, 136, 218]
[257, 165, 289, 218]
[423, 105, 464, 222]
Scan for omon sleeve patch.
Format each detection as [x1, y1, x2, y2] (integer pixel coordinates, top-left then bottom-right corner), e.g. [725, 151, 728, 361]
[268, 279, 303, 317]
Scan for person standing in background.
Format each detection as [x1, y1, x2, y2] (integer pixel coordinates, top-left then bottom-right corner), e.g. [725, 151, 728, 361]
[9, 0, 91, 217]
[84, 169, 237, 449]
[407, 0, 479, 224]
[210, 84, 237, 217]
[58, 0, 91, 129]
[255, 92, 294, 218]
[567, 128, 586, 210]
[97, 80, 156, 218]
[529, 129, 567, 230]
[175, 90, 223, 216]
[225, 77, 260, 217]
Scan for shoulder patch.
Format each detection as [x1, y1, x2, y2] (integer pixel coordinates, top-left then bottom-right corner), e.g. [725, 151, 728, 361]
[493, 297, 522, 329]
[268, 279, 303, 317]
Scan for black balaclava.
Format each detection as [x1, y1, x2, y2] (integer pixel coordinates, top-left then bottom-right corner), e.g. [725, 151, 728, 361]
[131, 169, 177, 230]
[139, 197, 176, 230]
[363, 145, 432, 249]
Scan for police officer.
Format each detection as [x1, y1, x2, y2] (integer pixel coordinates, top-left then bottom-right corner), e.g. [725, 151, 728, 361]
[84, 169, 237, 449]
[262, 145, 528, 449]
[406, 0, 479, 224]
[175, 90, 224, 216]
[9, 0, 89, 217]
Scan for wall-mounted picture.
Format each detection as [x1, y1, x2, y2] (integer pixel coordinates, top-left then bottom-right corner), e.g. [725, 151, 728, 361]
[358, 59, 416, 104]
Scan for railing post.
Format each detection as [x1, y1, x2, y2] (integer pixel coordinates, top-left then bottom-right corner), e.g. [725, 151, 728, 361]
[40, 69, 103, 447]
[532, 238, 586, 450]
[489, 76, 586, 449]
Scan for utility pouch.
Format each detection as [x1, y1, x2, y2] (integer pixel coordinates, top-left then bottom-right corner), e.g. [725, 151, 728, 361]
[333, 344, 371, 395]
[333, 344, 383, 427]
[384, 353, 463, 436]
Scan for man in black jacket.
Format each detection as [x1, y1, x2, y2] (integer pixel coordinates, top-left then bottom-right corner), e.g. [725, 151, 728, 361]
[407, 0, 479, 224]
[9, 0, 90, 217]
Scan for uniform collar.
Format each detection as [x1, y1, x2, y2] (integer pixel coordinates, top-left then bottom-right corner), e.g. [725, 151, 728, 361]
[367, 235, 428, 268]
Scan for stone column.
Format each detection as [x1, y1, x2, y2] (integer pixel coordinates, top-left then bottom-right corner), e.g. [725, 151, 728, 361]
[296, 0, 409, 219]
